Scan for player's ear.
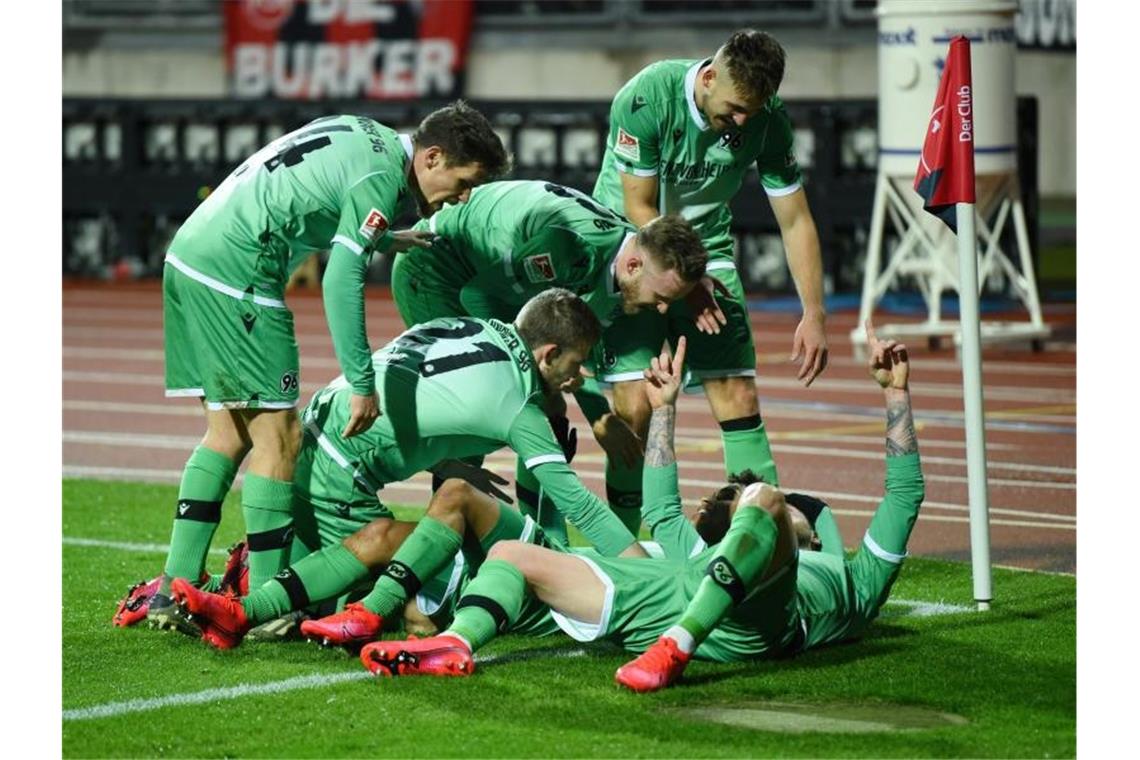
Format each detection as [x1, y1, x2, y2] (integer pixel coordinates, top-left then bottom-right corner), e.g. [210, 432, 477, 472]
[536, 343, 560, 367]
[423, 145, 444, 168]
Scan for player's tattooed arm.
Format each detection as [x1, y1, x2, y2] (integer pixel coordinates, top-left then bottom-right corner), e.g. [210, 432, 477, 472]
[884, 388, 918, 457]
[644, 406, 677, 468]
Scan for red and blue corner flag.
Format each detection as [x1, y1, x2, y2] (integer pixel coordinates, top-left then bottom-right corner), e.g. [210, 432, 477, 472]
[914, 36, 976, 232]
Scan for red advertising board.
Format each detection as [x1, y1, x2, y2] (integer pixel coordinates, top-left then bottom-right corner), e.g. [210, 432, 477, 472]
[224, 0, 473, 99]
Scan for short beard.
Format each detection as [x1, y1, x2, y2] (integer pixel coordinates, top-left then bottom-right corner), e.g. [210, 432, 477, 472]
[617, 275, 641, 315]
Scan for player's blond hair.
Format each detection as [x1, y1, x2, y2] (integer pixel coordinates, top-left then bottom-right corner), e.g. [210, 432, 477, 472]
[717, 29, 786, 103]
[637, 215, 708, 283]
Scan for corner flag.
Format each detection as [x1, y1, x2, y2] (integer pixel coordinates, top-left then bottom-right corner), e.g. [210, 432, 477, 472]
[914, 36, 976, 232]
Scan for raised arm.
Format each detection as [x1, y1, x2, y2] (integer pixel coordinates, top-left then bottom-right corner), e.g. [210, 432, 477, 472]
[640, 338, 706, 559]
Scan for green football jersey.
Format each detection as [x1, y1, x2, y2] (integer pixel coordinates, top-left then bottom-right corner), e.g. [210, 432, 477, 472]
[592, 59, 802, 260]
[303, 316, 636, 557]
[168, 115, 414, 394]
[408, 180, 634, 326]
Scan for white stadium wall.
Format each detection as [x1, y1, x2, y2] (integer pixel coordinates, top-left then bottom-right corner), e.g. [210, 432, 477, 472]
[62, 41, 1075, 196]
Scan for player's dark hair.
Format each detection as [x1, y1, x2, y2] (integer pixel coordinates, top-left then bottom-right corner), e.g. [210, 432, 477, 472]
[637, 215, 708, 283]
[721, 29, 786, 103]
[695, 470, 767, 545]
[413, 100, 512, 179]
[514, 288, 602, 353]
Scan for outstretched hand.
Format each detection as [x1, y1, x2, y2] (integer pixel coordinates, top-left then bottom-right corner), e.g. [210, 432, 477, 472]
[343, 391, 381, 437]
[790, 311, 828, 387]
[386, 228, 438, 254]
[865, 320, 909, 390]
[684, 276, 730, 335]
[643, 337, 687, 409]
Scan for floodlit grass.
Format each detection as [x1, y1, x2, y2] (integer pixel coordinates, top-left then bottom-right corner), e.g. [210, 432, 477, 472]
[63, 479, 1075, 758]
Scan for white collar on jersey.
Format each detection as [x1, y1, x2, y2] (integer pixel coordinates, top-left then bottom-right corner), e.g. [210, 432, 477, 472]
[398, 133, 414, 172]
[684, 59, 713, 132]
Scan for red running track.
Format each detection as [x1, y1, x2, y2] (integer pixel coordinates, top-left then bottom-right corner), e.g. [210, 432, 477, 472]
[63, 281, 1076, 574]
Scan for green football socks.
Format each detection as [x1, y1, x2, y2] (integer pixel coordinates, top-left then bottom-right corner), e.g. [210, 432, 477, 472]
[605, 456, 644, 537]
[242, 474, 296, 591]
[445, 559, 526, 651]
[361, 516, 462, 617]
[720, 414, 779, 486]
[677, 506, 777, 647]
[242, 543, 369, 624]
[163, 445, 238, 585]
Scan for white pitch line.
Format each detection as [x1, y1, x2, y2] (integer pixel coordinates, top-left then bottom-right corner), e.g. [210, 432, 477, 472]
[63, 537, 227, 556]
[62, 648, 587, 722]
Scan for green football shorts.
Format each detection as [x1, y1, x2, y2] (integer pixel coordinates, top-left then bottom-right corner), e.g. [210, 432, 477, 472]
[596, 264, 756, 392]
[551, 547, 801, 662]
[163, 260, 300, 410]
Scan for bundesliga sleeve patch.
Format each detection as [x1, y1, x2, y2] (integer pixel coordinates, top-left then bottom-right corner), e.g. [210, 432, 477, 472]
[523, 254, 556, 283]
[614, 128, 641, 162]
[358, 208, 390, 241]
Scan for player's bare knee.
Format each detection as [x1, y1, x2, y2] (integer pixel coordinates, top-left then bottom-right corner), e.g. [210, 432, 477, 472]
[344, 518, 398, 567]
[613, 382, 652, 436]
[706, 376, 759, 420]
[487, 539, 527, 565]
[428, 478, 476, 519]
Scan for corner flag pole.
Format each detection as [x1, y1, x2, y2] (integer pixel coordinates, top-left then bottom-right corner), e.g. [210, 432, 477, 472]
[913, 36, 993, 609]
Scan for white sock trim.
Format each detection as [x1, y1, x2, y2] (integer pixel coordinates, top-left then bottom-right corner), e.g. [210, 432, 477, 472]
[664, 626, 695, 654]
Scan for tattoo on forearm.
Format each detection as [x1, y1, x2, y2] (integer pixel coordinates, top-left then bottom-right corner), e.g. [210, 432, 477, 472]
[645, 407, 676, 467]
[885, 392, 918, 457]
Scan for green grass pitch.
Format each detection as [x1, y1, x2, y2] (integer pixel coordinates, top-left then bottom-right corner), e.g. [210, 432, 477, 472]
[63, 479, 1075, 758]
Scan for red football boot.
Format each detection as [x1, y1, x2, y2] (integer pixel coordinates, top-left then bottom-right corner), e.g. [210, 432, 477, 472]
[614, 636, 691, 692]
[171, 577, 250, 650]
[112, 576, 163, 627]
[299, 603, 383, 648]
[218, 541, 248, 598]
[359, 635, 474, 677]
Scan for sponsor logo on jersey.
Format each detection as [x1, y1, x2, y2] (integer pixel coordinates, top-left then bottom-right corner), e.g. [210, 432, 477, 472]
[615, 128, 641, 162]
[660, 159, 735, 184]
[631, 94, 648, 114]
[523, 254, 557, 283]
[359, 208, 389, 240]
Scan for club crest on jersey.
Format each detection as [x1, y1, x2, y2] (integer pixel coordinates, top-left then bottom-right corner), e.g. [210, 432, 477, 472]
[524, 254, 557, 283]
[358, 208, 389, 241]
[615, 128, 641, 162]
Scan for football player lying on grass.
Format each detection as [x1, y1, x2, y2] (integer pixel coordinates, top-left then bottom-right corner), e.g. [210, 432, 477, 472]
[114, 289, 653, 642]
[356, 323, 925, 692]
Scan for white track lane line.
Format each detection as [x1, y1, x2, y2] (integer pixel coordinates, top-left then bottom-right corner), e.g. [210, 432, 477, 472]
[63, 537, 226, 556]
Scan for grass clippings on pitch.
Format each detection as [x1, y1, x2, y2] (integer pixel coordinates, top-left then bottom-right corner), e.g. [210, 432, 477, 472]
[62, 479, 1075, 758]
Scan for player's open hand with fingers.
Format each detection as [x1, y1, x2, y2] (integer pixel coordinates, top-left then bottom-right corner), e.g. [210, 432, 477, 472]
[343, 391, 381, 438]
[592, 412, 644, 469]
[683, 276, 730, 335]
[644, 336, 687, 409]
[387, 228, 438, 253]
[790, 310, 828, 387]
[865, 320, 909, 390]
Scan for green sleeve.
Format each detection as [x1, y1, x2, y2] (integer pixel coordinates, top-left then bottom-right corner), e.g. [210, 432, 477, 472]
[323, 172, 401, 394]
[322, 245, 374, 396]
[605, 79, 662, 177]
[507, 405, 636, 557]
[572, 377, 611, 426]
[815, 507, 845, 558]
[755, 96, 804, 194]
[641, 463, 704, 559]
[884, 452, 925, 511]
